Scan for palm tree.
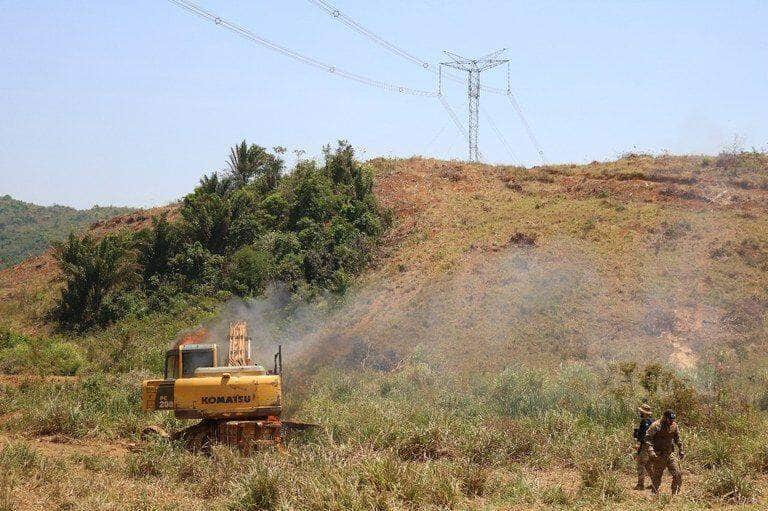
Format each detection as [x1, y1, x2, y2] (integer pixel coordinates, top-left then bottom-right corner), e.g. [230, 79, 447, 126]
[227, 140, 255, 187]
[198, 172, 232, 196]
[55, 233, 137, 328]
[227, 141, 283, 191]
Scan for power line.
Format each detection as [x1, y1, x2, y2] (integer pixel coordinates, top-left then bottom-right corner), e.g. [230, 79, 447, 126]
[437, 94, 468, 145]
[167, 0, 539, 163]
[423, 120, 449, 155]
[167, 0, 437, 97]
[304, 0, 547, 162]
[167, 0, 478, 160]
[481, 107, 519, 165]
[307, 0, 429, 69]
[305, 0, 504, 95]
[505, 91, 547, 163]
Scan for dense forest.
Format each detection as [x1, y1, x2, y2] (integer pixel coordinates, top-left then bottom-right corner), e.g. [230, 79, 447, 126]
[0, 195, 132, 269]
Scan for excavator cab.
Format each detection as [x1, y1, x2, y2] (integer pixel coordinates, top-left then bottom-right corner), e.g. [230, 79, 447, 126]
[143, 344, 218, 411]
[163, 344, 217, 379]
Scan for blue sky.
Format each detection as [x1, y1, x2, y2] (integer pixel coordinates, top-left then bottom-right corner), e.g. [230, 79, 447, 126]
[1, 0, 766, 208]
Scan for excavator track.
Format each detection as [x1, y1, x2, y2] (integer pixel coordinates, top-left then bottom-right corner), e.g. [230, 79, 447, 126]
[160, 417, 318, 454]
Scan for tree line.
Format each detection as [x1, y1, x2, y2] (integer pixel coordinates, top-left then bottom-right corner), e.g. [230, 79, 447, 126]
[54, 141, 388, 329]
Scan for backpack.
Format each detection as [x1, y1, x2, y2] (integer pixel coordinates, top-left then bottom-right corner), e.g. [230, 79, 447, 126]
[633, 417, 654, 441]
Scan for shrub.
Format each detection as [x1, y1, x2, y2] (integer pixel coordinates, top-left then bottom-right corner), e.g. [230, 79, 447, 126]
[22, 396, 88, 437]
[40, 342, 84, 375]
[640, 363, 664, 394]
[0, 330, 83, 375]
[746, 441, 768, 473]
[574, 432, 627, 503]
[691, 433, 737, 468]
[491, 367, 551, 417]
[227, 246, 273, 296]
[395, 426, 452, 461]
[704, 466, 756, 503]
[124, 439, 170, 479]
[579, 469, 624, 503]
[540, 485, 572, 506]
[8, 373, 145, 439]
[655, 378, 703, 425]
[0, 344, 30, 374]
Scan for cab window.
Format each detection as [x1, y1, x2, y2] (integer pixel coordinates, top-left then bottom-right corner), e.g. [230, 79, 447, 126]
[181, 348, 215, 377]
[164, 351, 179, 379]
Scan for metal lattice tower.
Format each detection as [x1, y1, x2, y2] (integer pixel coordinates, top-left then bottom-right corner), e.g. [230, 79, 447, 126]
[440, 49, 509, 162]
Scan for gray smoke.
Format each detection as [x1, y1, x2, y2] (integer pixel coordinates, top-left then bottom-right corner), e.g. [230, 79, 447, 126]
[196, 227, 735, 381]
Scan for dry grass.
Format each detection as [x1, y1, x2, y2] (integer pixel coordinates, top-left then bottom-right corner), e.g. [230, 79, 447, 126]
[4, 362, 768, 510]
[2, 153, 768, 509]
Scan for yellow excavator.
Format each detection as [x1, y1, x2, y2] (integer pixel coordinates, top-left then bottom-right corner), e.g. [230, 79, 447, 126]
[141, 322, 314, 453]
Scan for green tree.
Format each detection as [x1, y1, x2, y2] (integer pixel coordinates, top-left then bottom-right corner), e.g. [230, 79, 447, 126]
[136, 214, 177, 286]
[54, 233, 137, 328]
[99, 140, 386, 318]
[169, 241, 224, 292]
[197, 172, 232, 196]
[287, 161, 334, 227]
[227, 245, 273, 296]
[227, 188, 267, 248]
[179, 188, 231, 254]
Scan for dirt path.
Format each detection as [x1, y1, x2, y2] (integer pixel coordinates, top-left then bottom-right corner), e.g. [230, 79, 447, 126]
[0, 374, 79, 387]
[0, 432, 131, 458]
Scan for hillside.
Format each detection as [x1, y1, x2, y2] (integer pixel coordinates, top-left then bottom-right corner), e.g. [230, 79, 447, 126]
[293, 152, 768, 375]
[3, 150, 768, 510]
[3, 151, 768, 373]
[0, 195, 134, 269]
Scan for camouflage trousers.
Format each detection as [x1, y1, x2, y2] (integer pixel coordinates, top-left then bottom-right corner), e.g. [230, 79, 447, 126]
[635, 446, 652, 486]
[650, 451, 682, 494]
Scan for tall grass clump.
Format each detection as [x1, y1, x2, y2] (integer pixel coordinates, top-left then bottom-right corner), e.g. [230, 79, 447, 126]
[0, 328, 83, 375]
[0, 441, 41, 472]
[8, 356, 768, 507]
[704, 466, 757, 504]
[490, 363, 634, 427]
[5, 373, 150, 439]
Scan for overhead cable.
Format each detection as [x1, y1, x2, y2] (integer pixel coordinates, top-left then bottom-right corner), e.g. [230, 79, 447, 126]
[481, 107, 519, 165]
[437, 94, 468, 143]
[505, 92, 546, 162]
[167, 0, 437, 97]
[307, 0, 429, 69]
[306, 0, 506, 95]
[424, 120, 450, 155]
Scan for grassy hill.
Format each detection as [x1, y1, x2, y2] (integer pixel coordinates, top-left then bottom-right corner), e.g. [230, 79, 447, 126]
[0, 195, 134, 269]
[2, 150, 768, 509]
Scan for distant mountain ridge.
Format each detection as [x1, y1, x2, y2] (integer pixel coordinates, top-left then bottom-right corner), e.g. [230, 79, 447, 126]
[0, 195, 133, 268]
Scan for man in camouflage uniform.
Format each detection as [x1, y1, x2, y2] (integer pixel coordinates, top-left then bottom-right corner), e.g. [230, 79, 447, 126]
[644, 409, 684, 494]
[633, 403, 655, 490]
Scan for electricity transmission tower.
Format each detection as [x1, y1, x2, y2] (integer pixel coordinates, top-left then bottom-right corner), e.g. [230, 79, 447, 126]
[441, 49, 509, 162]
